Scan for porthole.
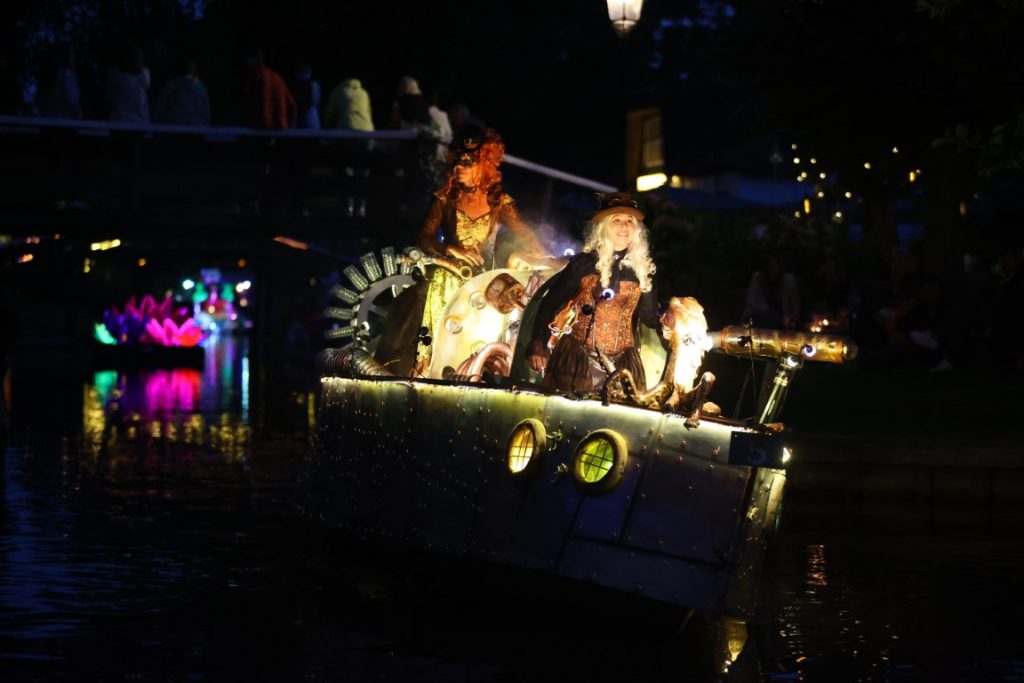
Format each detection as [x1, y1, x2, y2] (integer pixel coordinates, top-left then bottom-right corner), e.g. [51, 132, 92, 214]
[506, 419, 547, 477]
[572, 429, 628, 493]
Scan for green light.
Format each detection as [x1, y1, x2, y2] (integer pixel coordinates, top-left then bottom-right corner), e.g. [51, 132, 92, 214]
[575, 437, 615, 483]
[94, 323, 117, 345]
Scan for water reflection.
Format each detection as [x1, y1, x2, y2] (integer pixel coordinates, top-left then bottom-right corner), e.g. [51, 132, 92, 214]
[4, 337, 1024, 682]
[81, 335, 252, 464]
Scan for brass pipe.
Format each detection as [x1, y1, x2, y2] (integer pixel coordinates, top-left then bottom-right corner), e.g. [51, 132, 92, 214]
[709, 326, 857, 364]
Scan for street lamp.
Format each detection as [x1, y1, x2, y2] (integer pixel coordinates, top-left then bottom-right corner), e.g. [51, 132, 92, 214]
[607, 0, 643, 36]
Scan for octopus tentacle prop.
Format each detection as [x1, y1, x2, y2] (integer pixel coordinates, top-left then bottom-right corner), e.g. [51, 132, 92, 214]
[601, 296, 718, 422]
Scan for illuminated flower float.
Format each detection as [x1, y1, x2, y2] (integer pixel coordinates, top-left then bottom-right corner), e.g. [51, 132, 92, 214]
[94, 294, 204, 347]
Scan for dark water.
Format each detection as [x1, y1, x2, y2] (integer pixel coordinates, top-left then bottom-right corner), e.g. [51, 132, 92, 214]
[2, 337, 1023, 682]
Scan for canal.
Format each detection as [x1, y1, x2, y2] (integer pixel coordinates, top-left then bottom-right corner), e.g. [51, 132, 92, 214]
[2, 337, 1022, 682]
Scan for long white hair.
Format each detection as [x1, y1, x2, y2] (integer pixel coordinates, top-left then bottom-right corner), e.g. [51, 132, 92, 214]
[582, 215, 656, 292]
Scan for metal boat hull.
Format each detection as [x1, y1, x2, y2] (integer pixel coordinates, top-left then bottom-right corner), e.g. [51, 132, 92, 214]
[305, 375, 786, 618]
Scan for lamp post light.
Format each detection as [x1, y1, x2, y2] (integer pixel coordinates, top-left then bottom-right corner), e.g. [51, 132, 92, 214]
[607, 0, 643, 36]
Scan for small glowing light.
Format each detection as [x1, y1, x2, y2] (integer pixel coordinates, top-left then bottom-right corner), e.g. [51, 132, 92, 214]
[238, 258, 247, 267]
[18, 253, 34, 264]
[563, 248, 575, 257]
[208, 306, 216, 314]
[794, 211, 802, 218]
[83, 258, 92, 273]
[834, 211, 843, 219]
[803, 198, 812, 214]
[959, 202, 967, 216]
[230, 313, 238, 321]
[239, 298, 248, 307]
[635, 172, 667, 192]
[183, 279, 195, 290]
[819, 172, 826, 179]
[791, 143, 798, 150]
[892, 146, 899, 154]
[26, 236, 41, 244]
[235, 280, 252, 292]
[817, 191, 825, 198]
[792, 157, 800, 164]
[90, 238, 121, 251]
[844, 191, 852, 198]
[809, 157, 817, 164]
[915, 168, 922, 175]
[908, 171, 917, 183]
[137, 258, 147, 267]
[863, 162, 872, 170]
[669, 174, 682, 188]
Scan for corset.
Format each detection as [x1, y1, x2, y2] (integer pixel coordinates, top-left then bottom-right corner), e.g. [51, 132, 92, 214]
[568, 274, 642, 355]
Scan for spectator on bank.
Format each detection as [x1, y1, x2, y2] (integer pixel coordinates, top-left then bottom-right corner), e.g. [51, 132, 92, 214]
[806, 251, 852, 333]
[153, 56, 211, 126]
[106, 45, 150, 123]
[930, 238, 1023, 372]
[38, 44, 83, 119]
[241, 48, 296, 129]
[287, 61, 320, 130]
[323, 77, 374, 131]
[741, 253, 801, 329]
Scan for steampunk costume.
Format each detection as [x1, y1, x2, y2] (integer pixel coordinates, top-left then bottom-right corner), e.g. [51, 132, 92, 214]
[529, 250, 660, 394]
[373, 126, 545, 375]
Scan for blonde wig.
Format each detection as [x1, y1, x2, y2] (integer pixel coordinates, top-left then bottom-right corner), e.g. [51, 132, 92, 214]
[582, 215, 656, 292]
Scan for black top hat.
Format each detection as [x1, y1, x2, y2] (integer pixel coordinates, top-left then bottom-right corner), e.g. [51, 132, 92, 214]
[593, 192, 644, 222]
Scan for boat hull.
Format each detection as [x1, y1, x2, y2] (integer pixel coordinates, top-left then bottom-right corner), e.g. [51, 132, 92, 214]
[305, 375, 786, 618]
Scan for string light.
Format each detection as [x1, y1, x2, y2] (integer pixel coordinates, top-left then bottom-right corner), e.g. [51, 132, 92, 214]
[863, 162, 872, 170]
[819, 172, 826, 179]
[793, 157, 801, 164]
[892, 146, 899, 154]
[809, 158, 817, 165]
[803, 198, 812, 214]
[844, 191, 852, 199]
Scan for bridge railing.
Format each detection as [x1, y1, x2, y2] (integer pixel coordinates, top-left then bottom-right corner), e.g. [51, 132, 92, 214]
[0, 115, 616, 245]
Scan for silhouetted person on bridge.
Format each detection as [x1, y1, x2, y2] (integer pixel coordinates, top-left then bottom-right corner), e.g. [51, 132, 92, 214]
[241, 49, 296, 130]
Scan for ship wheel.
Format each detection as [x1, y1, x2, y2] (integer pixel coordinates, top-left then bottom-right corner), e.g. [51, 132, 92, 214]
[323, 246, 416, 350]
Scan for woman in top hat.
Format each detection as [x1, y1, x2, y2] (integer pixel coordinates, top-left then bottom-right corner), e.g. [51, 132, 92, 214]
[374, 125, 547, 375]
[527, 192, 660, 394]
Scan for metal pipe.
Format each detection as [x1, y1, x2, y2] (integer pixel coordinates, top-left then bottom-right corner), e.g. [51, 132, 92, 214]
[709, 326, 857, 364]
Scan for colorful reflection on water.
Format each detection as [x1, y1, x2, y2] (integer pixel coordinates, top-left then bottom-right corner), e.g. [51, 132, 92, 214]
[82, 335, 252, 463]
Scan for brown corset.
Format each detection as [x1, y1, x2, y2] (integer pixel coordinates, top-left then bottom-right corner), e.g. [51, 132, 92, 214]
[568, 274, 642, 355]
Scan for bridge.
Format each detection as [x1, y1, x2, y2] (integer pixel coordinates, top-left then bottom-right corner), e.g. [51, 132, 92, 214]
[0, 115, 616, 248]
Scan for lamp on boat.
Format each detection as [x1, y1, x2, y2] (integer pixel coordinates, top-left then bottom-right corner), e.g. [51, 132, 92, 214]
[572, 430, 628, 492]
[607, 0, 643, 36]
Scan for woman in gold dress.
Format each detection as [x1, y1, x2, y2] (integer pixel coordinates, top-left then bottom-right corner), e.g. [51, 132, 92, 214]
[374, 126, 547, 375]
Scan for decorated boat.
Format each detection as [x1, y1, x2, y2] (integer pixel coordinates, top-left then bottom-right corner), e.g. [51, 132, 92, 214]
[302, 245, 855, 666]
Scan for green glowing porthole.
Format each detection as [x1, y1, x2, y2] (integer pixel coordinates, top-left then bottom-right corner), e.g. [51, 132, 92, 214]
[572, 429, 628, 493]
[507, 419, 547, 477]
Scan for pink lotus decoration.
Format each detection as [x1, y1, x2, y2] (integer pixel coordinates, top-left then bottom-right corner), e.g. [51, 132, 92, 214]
[97, 294, 205, 347]
[145, 317, 204, 347]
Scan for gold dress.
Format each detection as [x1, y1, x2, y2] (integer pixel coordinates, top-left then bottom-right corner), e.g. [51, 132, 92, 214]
[416, 192, 542, 365]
